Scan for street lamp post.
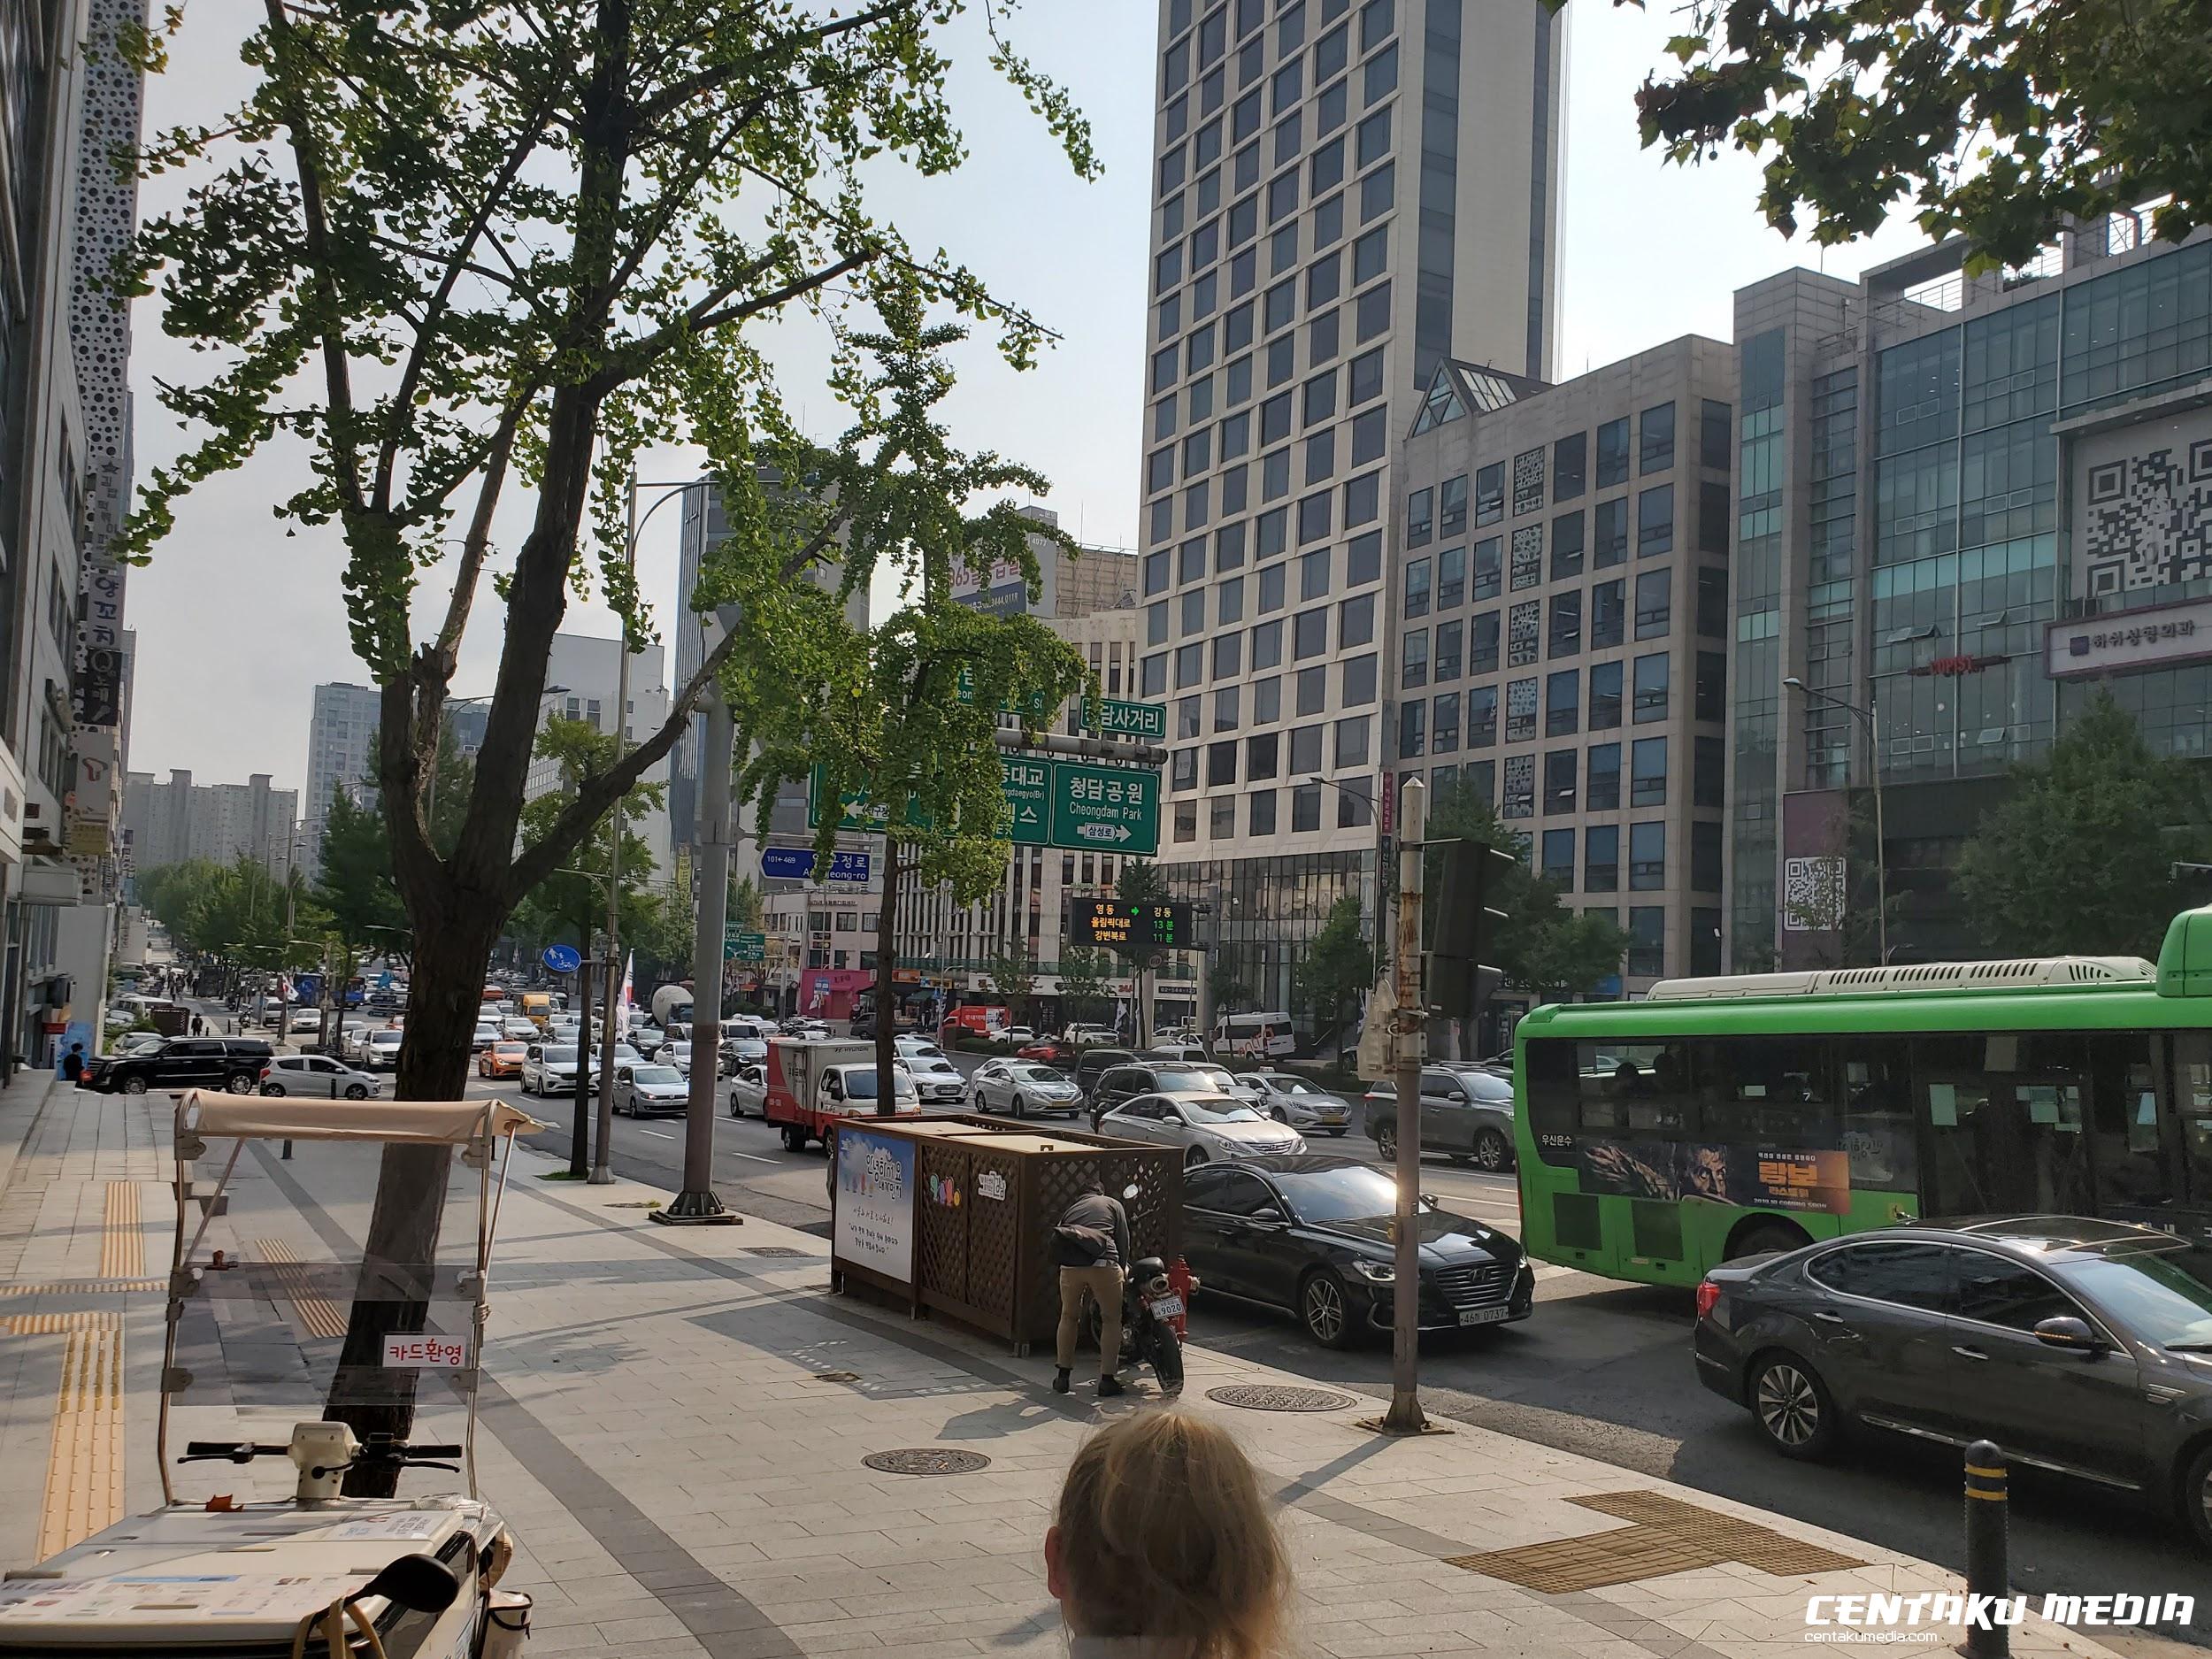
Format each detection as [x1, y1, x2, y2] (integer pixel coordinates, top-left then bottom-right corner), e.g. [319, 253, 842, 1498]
[593, 478, 702, 1186]
[1783, 678, 1887, 964]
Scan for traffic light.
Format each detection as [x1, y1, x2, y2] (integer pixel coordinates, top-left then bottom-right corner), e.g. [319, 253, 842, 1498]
[1426, 839, 1514, 1016]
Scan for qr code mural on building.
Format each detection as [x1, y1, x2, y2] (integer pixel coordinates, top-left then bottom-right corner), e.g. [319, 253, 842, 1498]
[1507, 599, 1540, 666]
[2077, 419, 2212, 596]
[1509, 525, 1543, 589]
[1512, 447, 1545, 516]
[1782, 856, 1847, 933]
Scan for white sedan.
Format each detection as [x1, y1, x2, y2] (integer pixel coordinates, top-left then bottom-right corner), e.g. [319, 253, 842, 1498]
[1242, 1071, 1355, 1134]
[969, 1059, 1084, 1119]
[288, 1008, 324, 1035]
[726, 1063, 767, 1118]
[1097, 1092, 1304, 1167]
[616, 1063, 689, 1118]
[901, 1049, 968, 1107]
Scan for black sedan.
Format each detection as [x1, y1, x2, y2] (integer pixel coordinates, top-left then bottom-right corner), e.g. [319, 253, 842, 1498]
[1694, 1216, 2212, 1547]
[1180, 1156, 1534, 1348]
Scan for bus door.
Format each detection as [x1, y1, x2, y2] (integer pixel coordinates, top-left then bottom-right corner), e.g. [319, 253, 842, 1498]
[2145, 1033, 2212, 1244]
[1913, 1033, 2092, 1220]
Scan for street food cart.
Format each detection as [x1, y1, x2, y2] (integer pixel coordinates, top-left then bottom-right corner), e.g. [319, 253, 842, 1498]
[828, 1114, 1181, 1351]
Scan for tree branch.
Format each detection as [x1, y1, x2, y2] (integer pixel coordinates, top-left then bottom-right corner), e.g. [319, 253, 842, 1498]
[430, 405, 522, 672]
[636, 0, 923, 125]
[590, 250, 870, 394]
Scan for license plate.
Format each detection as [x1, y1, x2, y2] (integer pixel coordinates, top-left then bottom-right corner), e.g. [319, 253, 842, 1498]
[1457, 1305, 1513, 1326]
[1148, 1294, 1184, 1319]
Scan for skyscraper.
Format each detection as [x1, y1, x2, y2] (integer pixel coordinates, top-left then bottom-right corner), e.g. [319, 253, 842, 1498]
[1138, 0, 1563, 1016]
[303, 681, 384, 864]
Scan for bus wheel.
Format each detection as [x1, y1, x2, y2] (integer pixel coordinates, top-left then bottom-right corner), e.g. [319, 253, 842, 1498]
[1728, 1219, 1811, 1261]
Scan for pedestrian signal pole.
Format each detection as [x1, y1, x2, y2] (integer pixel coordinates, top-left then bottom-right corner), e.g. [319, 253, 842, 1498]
[1381, 778, 1428, 1433]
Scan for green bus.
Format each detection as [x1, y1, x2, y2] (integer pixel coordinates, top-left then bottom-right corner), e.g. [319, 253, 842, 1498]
[1509, 905, 2212, 1287]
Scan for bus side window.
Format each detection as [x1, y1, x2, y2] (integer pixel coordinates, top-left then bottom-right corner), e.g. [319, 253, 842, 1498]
[1525, 1041, 1579, 1164]
[2172, 1034, 2212, 1210]
[1834, 1038, 1917, 1192]
[1691, 1036, 1838, 1151]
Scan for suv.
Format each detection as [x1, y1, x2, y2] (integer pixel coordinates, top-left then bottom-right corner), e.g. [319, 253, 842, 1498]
[1363, 1064, 1517, 1171]
[80, 1037, 275, 1096]
[1071, 1046, 1135, 1102]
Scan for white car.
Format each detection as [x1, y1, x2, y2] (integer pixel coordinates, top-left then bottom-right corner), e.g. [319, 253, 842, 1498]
[360, 1028, 405, 1071]
[1144, 1040, 1208, 1062]
[288, 1008, 323, 1036]
[969, 1059, 1084, 1118]
[1097, 1091, 1304, 1167]
[472, 1022, 503, 1051]
[653, 1040, 695, 1075]
[1002, 1025, 1036, 1046]
[1242, 1071, 1354, 1134]
[500, 1018, 539, 1041]
[725, 1063, 767, 1118]
[616, 1063, 689, 1118]
[259, 1053, 381, 1100]
[521, 1043, 580, 1095]
[899, 1049, 967, 1107]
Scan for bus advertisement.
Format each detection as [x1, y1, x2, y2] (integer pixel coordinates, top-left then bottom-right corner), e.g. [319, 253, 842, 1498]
[1511, 904, 2212, 1287]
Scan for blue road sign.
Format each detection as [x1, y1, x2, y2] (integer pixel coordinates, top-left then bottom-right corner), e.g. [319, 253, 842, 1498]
[760, 846, 872, 883]
[541, 943, 582, 974]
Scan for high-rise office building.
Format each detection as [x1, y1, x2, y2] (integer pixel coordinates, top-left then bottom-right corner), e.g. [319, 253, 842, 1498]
[303, 682, 383, 864]
[1138, 0, 1563, 1018]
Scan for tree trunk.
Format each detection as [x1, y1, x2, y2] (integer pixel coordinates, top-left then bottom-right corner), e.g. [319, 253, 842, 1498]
[874, 835, 901, 1116]
[326, 898, 499, 1495]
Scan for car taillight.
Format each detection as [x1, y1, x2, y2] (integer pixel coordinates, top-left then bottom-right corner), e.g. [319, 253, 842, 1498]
[1694, 1279, 1722, 1321]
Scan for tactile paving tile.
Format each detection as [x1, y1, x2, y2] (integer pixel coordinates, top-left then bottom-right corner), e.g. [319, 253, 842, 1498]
[1446, 1489, 1864, 1593]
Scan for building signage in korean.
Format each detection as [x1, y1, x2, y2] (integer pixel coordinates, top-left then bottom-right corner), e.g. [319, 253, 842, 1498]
[2044, 595, 2212, 679]
[1081, 696, 1167, 740]
[833, 1125, 916, 1286]
[73, 553, 126, 729]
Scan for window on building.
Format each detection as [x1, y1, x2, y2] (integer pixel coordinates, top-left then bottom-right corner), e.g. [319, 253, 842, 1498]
[1627, 907, 1665, 975]
[1632, 652, 1670, 722]
[1341, 651, 1376, 704]
[1634, 567, 1671, 638]
[1355, 280, 1390, 342]
[1212, 633, 1243, 678]
[1401, 627, 1428, 687]
[1587, 741, 1622, 810]
[1403, 556, 1430, 618]
[1694, 734, 1724, 807]
[1247, 731, 1279, 778]
[1596, 416, 1629, 488]
[1297, 489, 1333, 543]
[1253, 673, 1281, 722]
[1339, 591, 1374, 647]
[1695, 566, 1725, 638]
[1637, 484, 1674, 557]
[1631, 737, 1668, 806]
[1304, 426, 1335, 486]
[1639, 401, 1675, 473]
[1348, 345, 1384, 405]
[1249, 788, 1278, 834]
[1467, 683, 1497, 747]
[1586, 825, 1619, 892]
[1291, 782, 1323, 831]
[1545, 668, 1579, 736]
[1295, 664, 1325, 716]
[1290, 723, 1324, 774]
[1432, 618, 1462, 680]
[1251, 617, 1283, 665]
[1594, 495, 1627, 567]
[1691, 820, 1724, 892]
[1405, 486, 1433, 547]
[1699, 398, 1732, 470]
[1697, 479, 1730, 552]
[1432, 690, 1460, 752]
[1471, 537, 1501, 600]
[1294, 606, 1328, 657]
[1592, 579, 1625, 649]
[1474, 462, 1503, 526]
[1548, 589, 1581, 657]
[1347, 529, 1382, 585]
[1334, 714, 1370, 768]
[1543, 749, 1577, 814]
[1216, 684, 1241, 731]
[1555, 430, 1586, 500]
[1551, 510, 1584, 579]
[1629, 821, 1666, 889]
[1471, 611, 1500, 675]
[1694, 650, 1726, 722]
[1360, 158, 1393, 221]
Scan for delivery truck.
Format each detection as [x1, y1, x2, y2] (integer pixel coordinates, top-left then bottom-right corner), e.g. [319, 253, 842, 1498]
[763, 1037, 921, 1151]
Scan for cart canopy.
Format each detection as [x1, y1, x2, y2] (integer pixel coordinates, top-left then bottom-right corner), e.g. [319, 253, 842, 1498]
[177, 1091, 543, 1145]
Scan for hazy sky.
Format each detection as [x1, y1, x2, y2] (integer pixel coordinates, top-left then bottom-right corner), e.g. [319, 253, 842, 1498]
[122, 3, 1928, 795]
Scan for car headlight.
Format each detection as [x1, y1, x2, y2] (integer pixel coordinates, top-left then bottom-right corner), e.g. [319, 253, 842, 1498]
[1350, 1259, 1394, 1283]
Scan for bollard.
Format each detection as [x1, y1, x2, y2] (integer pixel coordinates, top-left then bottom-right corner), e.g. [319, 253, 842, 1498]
[1961, 1440, 2008, 1659]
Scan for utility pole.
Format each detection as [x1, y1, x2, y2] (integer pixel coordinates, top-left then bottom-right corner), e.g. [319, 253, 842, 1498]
[592, 497, 637, 1186]
[1381, 777, 1429, 1434]
[657, 679, 737, 1225]
[567, 924, 594, 1179]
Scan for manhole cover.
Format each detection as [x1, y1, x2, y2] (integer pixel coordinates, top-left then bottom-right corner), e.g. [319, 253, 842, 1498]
[862, 1448, 992, 1476]
[1206, 1383, 1357, 1413]
[742, 1246, 810, 1258]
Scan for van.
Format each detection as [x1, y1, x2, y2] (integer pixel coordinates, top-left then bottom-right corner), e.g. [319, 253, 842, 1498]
[1215, 1010, 1296, 1059]
[518, 992, 554, 1026]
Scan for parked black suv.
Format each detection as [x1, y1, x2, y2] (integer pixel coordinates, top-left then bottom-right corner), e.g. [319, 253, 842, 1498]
[79, 1037, 275, 1095]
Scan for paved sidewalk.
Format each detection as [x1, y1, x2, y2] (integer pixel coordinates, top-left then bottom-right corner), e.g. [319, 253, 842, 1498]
[0, 1095, 2155, 1659]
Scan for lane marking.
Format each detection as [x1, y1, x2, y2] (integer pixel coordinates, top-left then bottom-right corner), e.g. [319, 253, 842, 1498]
[638, 1129, 675, 1140]
[725, 1151, 780, 1164]
[100, 1181, 142, 1279]
[36, 1321, 125, 1558]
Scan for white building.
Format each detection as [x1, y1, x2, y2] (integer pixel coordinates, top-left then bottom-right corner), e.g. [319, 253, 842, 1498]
[303, 681, 382, 864]
[120, 770, 300, 879]
[521, 633, 674, 879]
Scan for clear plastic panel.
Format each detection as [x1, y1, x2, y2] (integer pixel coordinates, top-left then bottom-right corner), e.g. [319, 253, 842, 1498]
[165, 1133, 488, 1502]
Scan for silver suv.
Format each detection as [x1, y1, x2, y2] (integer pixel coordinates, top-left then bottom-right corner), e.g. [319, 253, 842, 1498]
[1363, 1064, 1517, 1172]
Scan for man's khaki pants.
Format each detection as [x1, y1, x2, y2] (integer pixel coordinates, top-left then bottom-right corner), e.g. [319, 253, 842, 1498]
[1056, 1263, 1124, 1377]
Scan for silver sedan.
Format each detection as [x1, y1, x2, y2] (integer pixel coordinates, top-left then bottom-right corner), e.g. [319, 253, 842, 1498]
[1097, 1091, 1305, 1167]
[969, 1059, 1084, 1118]
[725, 1062, 768, 1118]
[1242, 1071, 1354, 1134]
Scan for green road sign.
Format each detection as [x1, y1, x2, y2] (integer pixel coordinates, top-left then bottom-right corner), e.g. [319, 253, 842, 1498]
[806, 765, 929, 831]
[956, 666, 1056, 721]
[724, 929, 766, 962]
[999, 756, 1049, 846]
[1083, 696, 1167, 741]
[1050, 760, 1160, 855]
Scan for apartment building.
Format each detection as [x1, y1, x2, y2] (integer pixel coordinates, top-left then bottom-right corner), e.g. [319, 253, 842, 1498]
[121, 770, 299, 879]
[303, 681, 382, 863]
[1395, 341, 1738, 1000]
[1137, 0, 1563, 1018]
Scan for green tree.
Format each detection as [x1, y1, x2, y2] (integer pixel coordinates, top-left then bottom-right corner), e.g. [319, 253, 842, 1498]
[1056, 948, 1114, 1030]
[119, 0, 1094, 1478]
[1108, 859, 1171, 1047]
[1955, 690, 2209, 957]
[1425, 781, 1624, 1003]
[1611, 0, 2212, 269]
[987, 949, 1035, 1025]
[1207, 956, 1253, 1015]
[727, 291, 1088, 1103]
[727, 876, 764, 933]
[1296, 894, 1374, 1048]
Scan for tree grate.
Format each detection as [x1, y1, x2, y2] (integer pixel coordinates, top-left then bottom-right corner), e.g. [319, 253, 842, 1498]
[861, 1448, 993, 1476]
[1206, 1383, 1358, 1413]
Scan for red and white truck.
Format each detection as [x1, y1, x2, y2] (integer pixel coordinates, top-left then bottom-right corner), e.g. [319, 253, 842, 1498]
[764, 1037, 921, 1151]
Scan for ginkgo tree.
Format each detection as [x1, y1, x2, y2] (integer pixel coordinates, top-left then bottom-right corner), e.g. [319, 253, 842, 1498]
[116, 0, 1095, 1484]
[726, 291, 1091, 1106]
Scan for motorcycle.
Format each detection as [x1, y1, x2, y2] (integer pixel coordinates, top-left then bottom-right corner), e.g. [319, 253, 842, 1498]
[1089, 1253, 1190, 1394]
